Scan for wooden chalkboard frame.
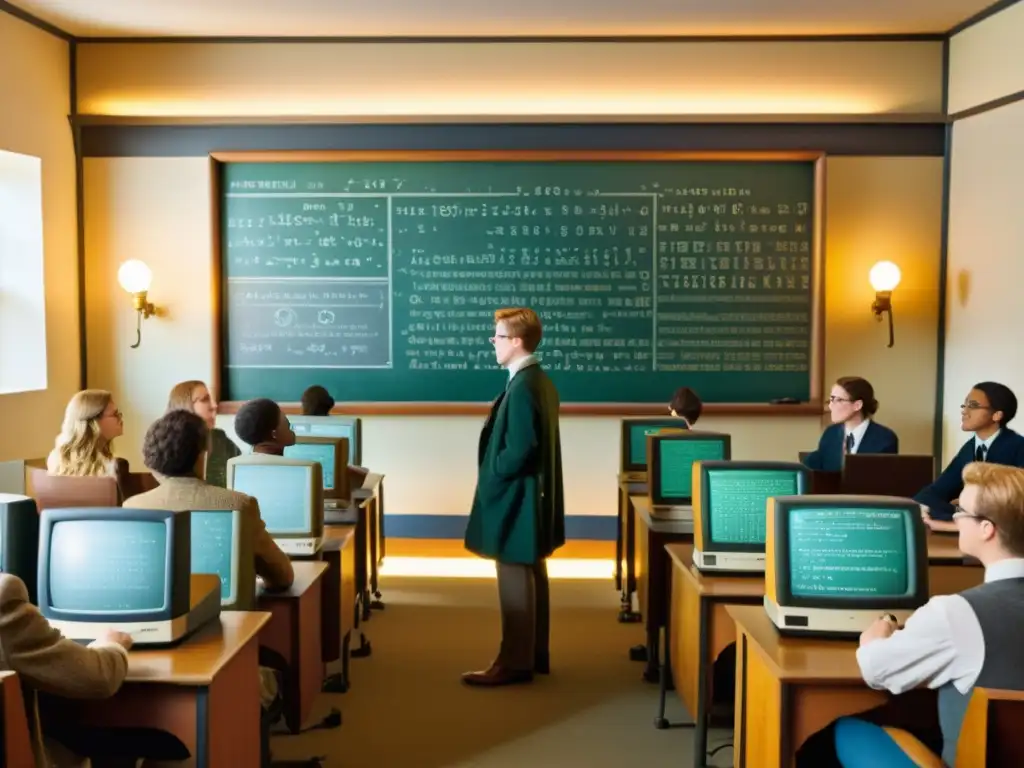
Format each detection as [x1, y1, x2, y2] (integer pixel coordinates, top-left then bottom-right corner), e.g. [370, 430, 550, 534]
[210, 149, 825, 417]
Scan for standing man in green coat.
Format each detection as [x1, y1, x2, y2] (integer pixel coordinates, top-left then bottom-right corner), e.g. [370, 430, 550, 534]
[463, 307, 565, 687]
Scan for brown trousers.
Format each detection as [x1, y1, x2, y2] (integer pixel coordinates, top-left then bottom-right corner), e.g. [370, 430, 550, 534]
[495, 559, 550, 671]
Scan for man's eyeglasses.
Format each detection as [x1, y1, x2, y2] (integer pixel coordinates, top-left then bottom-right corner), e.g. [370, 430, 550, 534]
[961, 401, 993, 411]
[952, 505, 995, 525]
[489, 334, 513, 344]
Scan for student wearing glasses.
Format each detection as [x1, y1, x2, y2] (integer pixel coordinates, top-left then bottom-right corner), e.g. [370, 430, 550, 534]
[801, 377, 899, 472]
[46, 389, 127, 483]
[917, 382, 1024, 533]
[825, 462, 1024, 767]
[166, 380, 240, 487]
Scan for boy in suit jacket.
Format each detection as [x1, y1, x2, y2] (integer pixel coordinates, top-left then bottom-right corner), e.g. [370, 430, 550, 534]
[463, 308, 565, 687]
[802, 376, 899, 473]
[917, 381, 1024, 531]
[0, 573, 131, 766]
[123, 409, 294, 593]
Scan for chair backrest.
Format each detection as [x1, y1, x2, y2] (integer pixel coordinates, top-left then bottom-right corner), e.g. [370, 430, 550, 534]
[121, 471, 159, 499]
[841, 454, 935, 498]
[27, 468, 119, 511]
[957, 687, 1024, 766]
[0, 671, 34, 766]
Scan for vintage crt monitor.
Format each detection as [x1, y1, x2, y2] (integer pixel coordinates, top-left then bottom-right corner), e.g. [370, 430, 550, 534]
[692, 461, 809, 573]
[287, 415, 363, 467]
[647, 431, 731, 522]
[190, 508, 258, 610]
[619, 419, 688, 481]
[0, 494, 42, 602]
[283, 436, 350, 509]
[227, 455, 324, 556]
[764, 495, 929, 637]
[37, 507, 221, 646]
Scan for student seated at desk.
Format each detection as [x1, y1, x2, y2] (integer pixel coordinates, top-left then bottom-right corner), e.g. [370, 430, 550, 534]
[47, 389, 127, 485]
[301, 384, 370, 485]
[301, 384, 334, 417]
[827, 462, 1024, 768]
[917, 382, 1024, 533]
[802, 377, 898, 472]
[124, 409, 292, 764]
[123, 409, 294, 593]
[166, 380, 240, 488]
[668, 386, 703, 426]
[235, 398, 297, 457]
[0, 573, 132, 767]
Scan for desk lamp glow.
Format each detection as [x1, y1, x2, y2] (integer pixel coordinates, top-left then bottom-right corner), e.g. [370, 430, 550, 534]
[117, 260, 156, 349]
[869, 261, 901, 348]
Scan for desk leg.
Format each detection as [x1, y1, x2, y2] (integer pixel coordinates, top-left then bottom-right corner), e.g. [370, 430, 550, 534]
[615, 491, 624, 593]
[619, 498, 641, 623]
[693, 598, 711, 764]
[369, 497, 385, 610]
[643, 625, 659, 683]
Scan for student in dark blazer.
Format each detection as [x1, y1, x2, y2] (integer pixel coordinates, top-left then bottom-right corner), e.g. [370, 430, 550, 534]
[463, 307, 564, 687]
[802, 377, 899, 473]
[917, 381, 1024, 531]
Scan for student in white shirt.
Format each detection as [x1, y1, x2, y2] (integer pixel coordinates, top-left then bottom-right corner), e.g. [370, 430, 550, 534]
[829, 462, 1024, 767]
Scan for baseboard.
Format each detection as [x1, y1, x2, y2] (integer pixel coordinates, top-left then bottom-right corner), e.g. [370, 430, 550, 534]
[384, 514, 616, 541]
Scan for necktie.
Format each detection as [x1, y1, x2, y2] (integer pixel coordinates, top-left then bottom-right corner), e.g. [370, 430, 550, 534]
[844, 433, 855, 454]
[976, 444, 987, 462]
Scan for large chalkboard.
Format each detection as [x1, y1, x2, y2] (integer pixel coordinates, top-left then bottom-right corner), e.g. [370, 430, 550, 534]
[214, 151, 823, 413]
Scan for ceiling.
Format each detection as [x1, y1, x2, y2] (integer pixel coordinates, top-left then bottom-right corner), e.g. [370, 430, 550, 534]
[6, 0, 997, 38]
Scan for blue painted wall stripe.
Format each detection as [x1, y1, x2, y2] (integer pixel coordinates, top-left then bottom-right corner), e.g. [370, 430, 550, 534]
[384, 514, 616, 541]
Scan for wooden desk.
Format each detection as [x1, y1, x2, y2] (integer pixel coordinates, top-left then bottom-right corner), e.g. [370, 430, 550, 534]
[631, 495, 693, 682]
[729, 605, 934, 768]
[258, 561, 329, 734]
[927, 532, 984, 594]
[616, 474, 647, 619]
[667, 545, 764, 759]
[44, 612, 270, 767]
[321, 525, 358, 690]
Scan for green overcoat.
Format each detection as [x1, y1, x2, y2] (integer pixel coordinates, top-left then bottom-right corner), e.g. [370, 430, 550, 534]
[464, 361, 565, 564]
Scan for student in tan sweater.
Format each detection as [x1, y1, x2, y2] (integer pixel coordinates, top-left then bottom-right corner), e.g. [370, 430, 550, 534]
[123, 409, 293, 592]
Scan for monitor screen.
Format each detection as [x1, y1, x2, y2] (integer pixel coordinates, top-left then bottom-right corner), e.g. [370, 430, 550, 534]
[48, 520, 167, 613]
[703, 465, 806, 549]
[288, 416, 361, 465]
[231, 463, 313, 534]
[191, 511, 236, 603]
[622, 419, 686, 472]
[788, 507, 912, 599]
[651, 433, 730, 505]
[284, 442, 337, 490]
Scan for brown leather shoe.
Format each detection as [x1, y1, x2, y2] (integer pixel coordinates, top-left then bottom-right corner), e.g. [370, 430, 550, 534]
[461, 664, 534, 687]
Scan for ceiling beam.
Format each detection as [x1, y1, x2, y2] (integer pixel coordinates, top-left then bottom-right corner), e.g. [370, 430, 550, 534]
[0, 0, 73, 40]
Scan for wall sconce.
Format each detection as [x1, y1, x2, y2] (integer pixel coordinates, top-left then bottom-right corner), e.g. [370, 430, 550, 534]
[869, 260, 902, 348]
[117, 260, 155, 349]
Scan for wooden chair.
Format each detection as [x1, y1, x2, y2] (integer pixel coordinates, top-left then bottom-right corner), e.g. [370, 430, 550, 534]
[27, 468, 119, 511]
[0, 671, 35, 767]
[883, 687, 1024, 767]
[956, 687, 1024, 766]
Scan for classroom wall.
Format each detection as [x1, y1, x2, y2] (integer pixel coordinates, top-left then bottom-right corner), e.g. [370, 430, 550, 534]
[0, 13, 78, 463]
[82, 154, 942, 524]
[75, 40, 944, 117]
[78, 39, 943, 528]
[942, 4, 1024, 464]
[947, 1, 1024, 114]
